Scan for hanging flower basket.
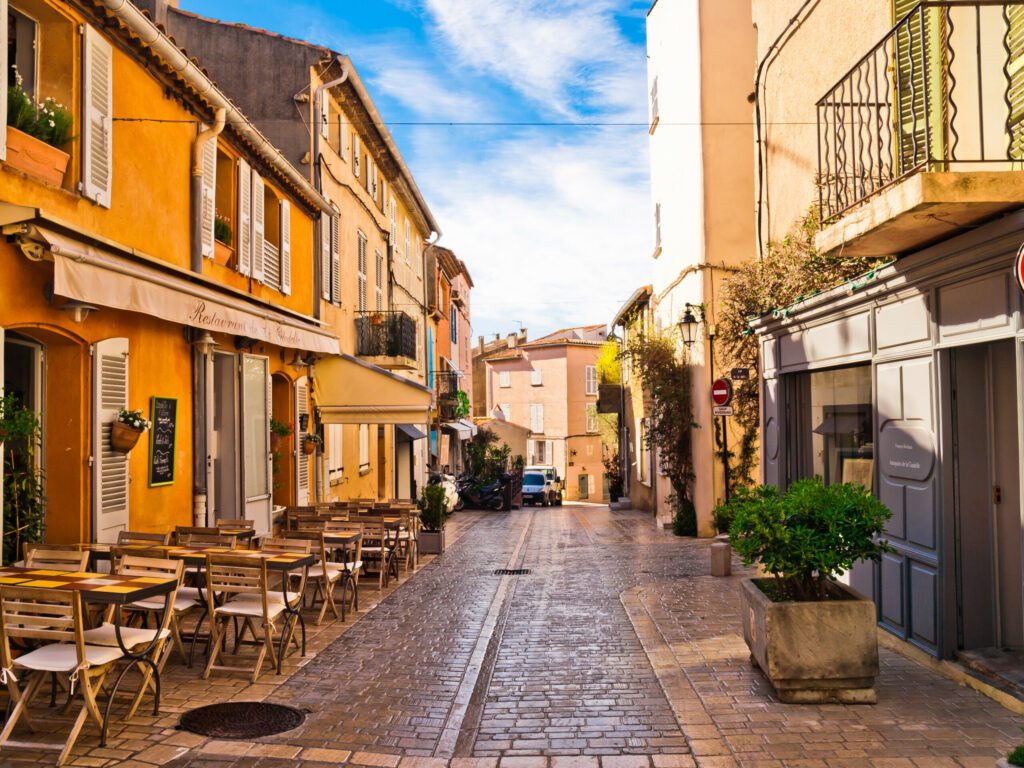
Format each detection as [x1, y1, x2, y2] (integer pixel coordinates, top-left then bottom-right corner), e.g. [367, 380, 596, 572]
[302, 434, 321, 455]
[111, 421, 144, 453]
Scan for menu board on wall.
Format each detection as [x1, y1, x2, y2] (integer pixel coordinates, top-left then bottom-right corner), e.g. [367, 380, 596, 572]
[149, 396, 178, 487]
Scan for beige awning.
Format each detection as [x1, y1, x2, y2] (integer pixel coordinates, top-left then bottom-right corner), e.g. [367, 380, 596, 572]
[38, 227, 339, 355]
[314, 354, 432, 425]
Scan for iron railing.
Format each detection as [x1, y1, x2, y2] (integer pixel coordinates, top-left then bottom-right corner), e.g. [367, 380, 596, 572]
[436, 371, 463, 421]
[818, 1, 1024, 221]
[355, 311, 417, 360]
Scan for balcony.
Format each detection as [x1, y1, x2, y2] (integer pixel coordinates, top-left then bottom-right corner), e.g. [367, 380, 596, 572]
[436, 371, 465, 421]
[816, 2, 1024, 257]
[355, 311, 417, 370]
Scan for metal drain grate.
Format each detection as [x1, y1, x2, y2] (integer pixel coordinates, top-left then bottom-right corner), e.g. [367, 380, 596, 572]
[494, 568, 531, 575]
[178, 702, 305, 739]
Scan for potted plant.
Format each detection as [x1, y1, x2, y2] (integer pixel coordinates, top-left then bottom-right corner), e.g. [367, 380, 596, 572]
[112, 408, 150, 454]
[1, 395, 46, 566]
[726, 478, 891, 704]
[6, 70, 74, 186]
[269, 419, 292, 452]
[417, 483, 450, 555]
[302, 433, 322, 455]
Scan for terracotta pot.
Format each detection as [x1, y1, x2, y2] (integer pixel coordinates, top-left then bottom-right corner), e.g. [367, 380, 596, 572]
[303, 438, 318, 455]
[270, 432, 285, 452]
[213, 240, 234, 268]
[111, 421, 144, 453]
[6, 126, 70, 187]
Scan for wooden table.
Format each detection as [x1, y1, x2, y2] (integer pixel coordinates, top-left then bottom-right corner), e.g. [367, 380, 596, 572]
[0, 566, 177, 746]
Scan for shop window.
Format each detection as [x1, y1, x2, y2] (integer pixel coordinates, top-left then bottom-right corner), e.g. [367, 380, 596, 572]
[785, 365, 873, 489]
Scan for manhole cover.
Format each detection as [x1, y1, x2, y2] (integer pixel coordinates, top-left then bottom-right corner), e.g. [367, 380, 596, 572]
[494, 568, 530, 575]
[179, 702, 305, 739]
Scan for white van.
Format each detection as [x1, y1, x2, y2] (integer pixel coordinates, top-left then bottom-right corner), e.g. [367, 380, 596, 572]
[524, 465, 563, 505]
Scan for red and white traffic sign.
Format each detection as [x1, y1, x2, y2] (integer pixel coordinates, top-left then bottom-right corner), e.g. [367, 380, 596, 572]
[1015, 242, 1024, 294]
[712, 378, 733, 407]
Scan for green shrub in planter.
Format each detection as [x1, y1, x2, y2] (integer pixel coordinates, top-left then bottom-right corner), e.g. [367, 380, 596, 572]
[728, 478, 891, 601]
[417, 483, 451, 533]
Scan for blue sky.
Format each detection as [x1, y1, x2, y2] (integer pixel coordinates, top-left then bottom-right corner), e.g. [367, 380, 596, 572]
[184, 0, 654, 340]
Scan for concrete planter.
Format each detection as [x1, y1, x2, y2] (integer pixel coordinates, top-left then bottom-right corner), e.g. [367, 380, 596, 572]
[741, 577, 879, 704]
[419, 529, 445, 555]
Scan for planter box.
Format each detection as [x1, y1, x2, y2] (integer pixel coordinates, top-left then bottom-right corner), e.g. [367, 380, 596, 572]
[213, 240, 234, 268]
[741, 577, 879, 704]
[419, 530, 445, 555]
[6, 126, 70, 186]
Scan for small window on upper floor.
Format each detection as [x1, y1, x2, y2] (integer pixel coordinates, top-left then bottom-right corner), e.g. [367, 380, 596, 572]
[531, 369, 542, 387]
[499, 371, 511, 389]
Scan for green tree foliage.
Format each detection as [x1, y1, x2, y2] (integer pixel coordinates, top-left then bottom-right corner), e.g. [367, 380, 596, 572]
[596, 341, 621, 385]
[726, 479, 892, 601]
[1, 394, 46, 564]
[464, 428, 513, 492]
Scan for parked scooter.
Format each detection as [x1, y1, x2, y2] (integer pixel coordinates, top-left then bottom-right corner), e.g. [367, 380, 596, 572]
[456, 474, 506, 511]
[428, 470, 460, 512]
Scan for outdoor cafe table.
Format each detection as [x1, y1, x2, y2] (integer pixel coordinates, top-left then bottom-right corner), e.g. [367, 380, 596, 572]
[0, 565, 177, 746]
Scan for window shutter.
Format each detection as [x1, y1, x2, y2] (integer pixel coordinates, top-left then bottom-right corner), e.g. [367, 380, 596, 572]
[295, 376, 309, 505]
[320, 211, 331, 300]
[893, 0, 945, 172]
[200, 132, 217, 259]
[319, 93, 329, 139]
[357, 233, 367, 312]
[390, 197, 397, 246]
[330, 214, 341, 304]
[82, 25, 113, 207]
[251, 171, 265, 283]
[531, 369, 542, 386]
[1009, 7, 1024, 158]
[404, 219, 411, 262]
[92, 337, 129, 543]
[353, 135, 361, 177]
[279, 199, 291, 294]
[339, 115, 348, 160]
[359, 423, 369, 467]
[375, 249, 384, 311]
[237, 159, 252, 276]
[0, 0, 7, 162]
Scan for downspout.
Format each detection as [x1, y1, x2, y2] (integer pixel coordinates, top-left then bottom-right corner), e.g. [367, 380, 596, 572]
[190, 108, 226, 273]
[313, 63, 350, 196]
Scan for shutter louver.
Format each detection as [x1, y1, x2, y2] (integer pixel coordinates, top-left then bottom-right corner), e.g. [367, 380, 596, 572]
[280, 199, 292, 294]
[252, 171, 265, 283]
[353, 135, 361, 177]
[1008, 6, 1024, 160]
[330, 214, 341, 304]
[375, 249, 384, 311]
[200, 132, 217, 259]
[237, 159, 252, 276]
[92, 337, 129, 543]
[340, 115, 348, 160]
[296, 376, 310, 505]
[320, 211, 331, 301]
[82, 25, 113, 207]
[357, 233, 367, 312]
[893, 0, 945, 172]
[0, 0, 7, 162]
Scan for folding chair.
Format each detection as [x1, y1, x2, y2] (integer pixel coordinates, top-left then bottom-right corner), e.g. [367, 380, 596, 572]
[215, 518, 255, 529]
[285, 530, 361, 624]
[116, 531, 170, 547]
[0, 586, 123, 766]
[356, 518, 399, 588]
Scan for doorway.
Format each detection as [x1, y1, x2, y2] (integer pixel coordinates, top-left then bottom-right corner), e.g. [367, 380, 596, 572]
[951, 339, 1023, 685]
[211, 351, 238, 522]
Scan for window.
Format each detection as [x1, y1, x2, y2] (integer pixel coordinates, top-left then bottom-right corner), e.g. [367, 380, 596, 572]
[654, 203, 662, 254]
[450, 302, 458, 341]
[327, 424, 344, 483]
[499, 403, 511, 420]
[416, 240, 422, 277]
[638, 418, 651, 485]
[785, 365, 873, 489]
[531, 368, 542, 386]
[359, 423, 370, 470]
[585, 365, 598, 395]
[352, 134, 361, 177]
[498, 370, 510, 388]
[375, 249, 384, 311]
[8, 7, 37, 98]
[321, 208, 340, 304]
[529, 439, 548, 465]
[390, 196, 398, 249]
[357, 232, 367, 312]
[530, 404, 544, 434]
[404, 219, 411, 263]
[586, 404, 598, 434]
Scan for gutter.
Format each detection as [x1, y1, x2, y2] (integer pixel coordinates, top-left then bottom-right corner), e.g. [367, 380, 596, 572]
[99, 0, 334, 215]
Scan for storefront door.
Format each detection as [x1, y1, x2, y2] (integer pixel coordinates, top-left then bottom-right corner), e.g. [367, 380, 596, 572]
[211, 351, 238, 523]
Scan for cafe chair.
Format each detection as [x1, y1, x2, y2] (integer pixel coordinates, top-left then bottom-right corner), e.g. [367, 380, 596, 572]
[116, 531, 170, 547]
[215, 518, 255, 529]
[22, 546, 89, 573]
[0, 586, 123, 766]
[285, 530, 361, 624]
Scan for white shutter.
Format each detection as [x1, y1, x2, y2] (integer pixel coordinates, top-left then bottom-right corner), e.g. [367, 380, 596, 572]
[320, 211, 331, 301]
[92, 337, 129, 543]
[279, 199, 291, 294]
[82, 25, 113, 207]
[295, 376, 309, 505]
[200, 131, 217, 259]
[251, 171, 265, 283]
[0, 1, 7, 162]
[357, 233, 367, 312]
[237, 159, 252, 276]
[330, 213, 341, 304]
[390, 197, 397, 247]
[353, 134, 361, 177]
[375, 249, 384, 311]
[404, 219, 411, 262]
[531, 369, 542, 386]
[319, 93, 329, 139]
[359, 424, 369, 468]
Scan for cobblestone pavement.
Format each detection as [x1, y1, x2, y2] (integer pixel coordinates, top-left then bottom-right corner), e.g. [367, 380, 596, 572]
[2, 506, 1023, 767]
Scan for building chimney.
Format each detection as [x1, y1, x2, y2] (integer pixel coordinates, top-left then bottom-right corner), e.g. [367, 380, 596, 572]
[478, 335, 485, 353]
[507, 333, 518, 349]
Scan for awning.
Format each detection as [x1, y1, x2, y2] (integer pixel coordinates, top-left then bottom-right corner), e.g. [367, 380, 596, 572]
[315, 354, 432, 425]
[397, 424, 427, 441]
[443, 419, 478, 440]
[37, 226, 339, 355]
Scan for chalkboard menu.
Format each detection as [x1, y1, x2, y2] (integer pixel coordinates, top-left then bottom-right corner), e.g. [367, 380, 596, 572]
[149, 397, 178, 487]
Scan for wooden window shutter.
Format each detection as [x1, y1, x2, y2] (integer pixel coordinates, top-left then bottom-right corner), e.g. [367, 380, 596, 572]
[404, 219, 411, 263]
[390, 197, 397, 247]
[353, 134, 361, 177]
[320, 210, 331, 301]
[237, 159, 253, 276]
[295, 376, 310, 505]
[892, 0, 945, 172]
[0, 0, 7, 162]
[319, 92, 329, 139]
[279, 199, 291, 294]
[339, 115, 348, 160]
[251, 171, 265, 283]
[375, 249, 384, 311]
[91, 337, 129, 543]
[330, 213, 341, 304]
[1008, 7, 1024, 159]
[200, 132, 217, 259]
[357, 232, 367, 312]
[82, 25, 114, 207]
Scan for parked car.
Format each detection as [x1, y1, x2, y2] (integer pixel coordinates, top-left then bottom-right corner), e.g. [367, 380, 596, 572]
[522, 471, 558, 507]
[525, 465, 563, 505]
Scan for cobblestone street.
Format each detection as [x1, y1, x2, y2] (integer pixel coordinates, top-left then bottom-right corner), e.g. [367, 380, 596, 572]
[10, 506, 1024, 768]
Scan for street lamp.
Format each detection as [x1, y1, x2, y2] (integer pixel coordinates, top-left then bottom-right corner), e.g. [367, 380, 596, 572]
[677, 303, 700, 348]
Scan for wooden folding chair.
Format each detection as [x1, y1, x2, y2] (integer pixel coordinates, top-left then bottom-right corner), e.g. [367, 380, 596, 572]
[0, 586, 123, 766]
[116, 531, 170, 547]
[215, 518, 255, 529]
[22, 546, 89, 572]
[285, 530, 361, 624]
[175, 527, 238, 548]
[356, 518, 399, 588]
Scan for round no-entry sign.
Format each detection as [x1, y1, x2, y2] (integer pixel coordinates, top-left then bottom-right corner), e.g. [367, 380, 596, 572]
[712, 378, 733, 407]
[1015, 242, 1024, 294]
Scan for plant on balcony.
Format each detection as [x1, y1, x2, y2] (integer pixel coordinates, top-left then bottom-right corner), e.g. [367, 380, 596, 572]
[1, 395, 46, 566]
[214, 214, 233, 246]
[454, 390, 471, 419]
[6, 69, 74, 186]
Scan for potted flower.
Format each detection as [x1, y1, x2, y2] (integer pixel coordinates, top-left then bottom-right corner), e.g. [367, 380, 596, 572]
[302, 433, 322, 455]
[7, 70, 74, 186]
[726, 479, 891, 704]
[417, 483, 450, 555]
[111, 409, 150, 453]
[269, 419, 292, 452]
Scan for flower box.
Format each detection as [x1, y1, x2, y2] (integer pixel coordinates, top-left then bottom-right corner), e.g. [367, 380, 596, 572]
[6, 125, 70, 187]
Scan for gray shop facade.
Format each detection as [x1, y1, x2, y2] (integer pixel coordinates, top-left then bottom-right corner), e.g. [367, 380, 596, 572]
[753, 212, 1024, 664]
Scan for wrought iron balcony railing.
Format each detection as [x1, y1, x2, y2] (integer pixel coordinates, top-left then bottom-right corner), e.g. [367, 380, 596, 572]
[355, 311, 417, 361]
[436, 371, 463, 421]
[817, 1, 1024, 222]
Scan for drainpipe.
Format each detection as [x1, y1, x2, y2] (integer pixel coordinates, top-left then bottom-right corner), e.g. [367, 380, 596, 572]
[190, 108, 226, 273]
[313, 63, 350, 195]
